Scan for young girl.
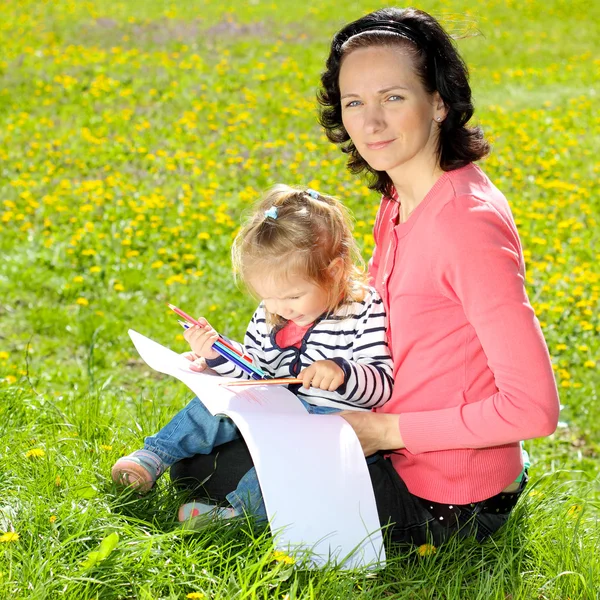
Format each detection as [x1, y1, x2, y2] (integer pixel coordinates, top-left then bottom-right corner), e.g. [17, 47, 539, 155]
[111, 184, 394, 521]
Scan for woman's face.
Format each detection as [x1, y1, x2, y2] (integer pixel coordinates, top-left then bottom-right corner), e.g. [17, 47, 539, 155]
[339, 45, 446, 178]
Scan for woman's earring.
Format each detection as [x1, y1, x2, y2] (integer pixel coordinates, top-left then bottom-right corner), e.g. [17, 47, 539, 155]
[436, 116, 442, 122]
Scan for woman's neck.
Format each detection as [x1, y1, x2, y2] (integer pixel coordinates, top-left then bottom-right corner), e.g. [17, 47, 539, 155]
[389, 160, 444, 223]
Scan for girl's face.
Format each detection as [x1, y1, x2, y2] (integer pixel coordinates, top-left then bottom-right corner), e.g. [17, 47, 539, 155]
[248, 273, 331, 327]
[338, 45, 446, 179]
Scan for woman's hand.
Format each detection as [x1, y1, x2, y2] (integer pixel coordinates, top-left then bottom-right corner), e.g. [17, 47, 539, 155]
[298, 360, 345, 391]
[338, 411, 405, 456]
[183, 317, 220, 360]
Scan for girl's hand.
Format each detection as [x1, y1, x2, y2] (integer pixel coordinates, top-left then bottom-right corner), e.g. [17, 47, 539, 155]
[338, 411, 405, 456]
[183, 317, 220, 360]
[298, 360, 345, 391]
[182, 351, 209, 373]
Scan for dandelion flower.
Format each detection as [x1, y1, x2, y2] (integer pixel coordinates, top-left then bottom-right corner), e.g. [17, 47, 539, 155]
[0, 532, 19, 543]
[76, 297, 89, 306]
[49, 515, 57, 523]
[186, 593, 205, 599]
[0, 352, 9, 360]
[417, 543, 436, 556]
[100, 444, 113, 451]
[25, 448, 45, 459]
[271, 550, 294, 565]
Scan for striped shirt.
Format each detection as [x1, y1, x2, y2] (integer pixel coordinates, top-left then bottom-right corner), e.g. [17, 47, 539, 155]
[206, 287, 393, 411]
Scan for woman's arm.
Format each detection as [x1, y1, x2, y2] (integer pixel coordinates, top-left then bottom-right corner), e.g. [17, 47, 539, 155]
[399, 195, 560, 454]
[339, 411, 404, 456]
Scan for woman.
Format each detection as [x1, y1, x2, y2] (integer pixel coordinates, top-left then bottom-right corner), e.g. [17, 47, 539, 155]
[317, 6, 559, 545]
[171, 7, 559, 547]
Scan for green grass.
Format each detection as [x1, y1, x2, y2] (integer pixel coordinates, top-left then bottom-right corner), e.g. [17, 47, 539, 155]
[1, 0, 599, 598]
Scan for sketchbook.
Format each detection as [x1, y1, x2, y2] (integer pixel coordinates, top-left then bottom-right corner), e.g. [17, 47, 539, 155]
[128, 329, 385, 570]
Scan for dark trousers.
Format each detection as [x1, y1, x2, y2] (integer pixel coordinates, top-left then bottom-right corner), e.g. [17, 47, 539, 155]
[170, 438, 522, 548]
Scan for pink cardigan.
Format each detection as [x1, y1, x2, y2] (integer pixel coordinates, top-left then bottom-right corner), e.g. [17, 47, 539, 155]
[370, 163, 559, 504]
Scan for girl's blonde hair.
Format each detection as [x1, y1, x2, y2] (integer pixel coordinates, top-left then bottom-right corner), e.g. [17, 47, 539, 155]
[232, 184, 369, 327]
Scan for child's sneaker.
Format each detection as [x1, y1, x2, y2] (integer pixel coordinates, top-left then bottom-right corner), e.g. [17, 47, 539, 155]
[111, 449, 165, 493]
[178, 501, 235, 528]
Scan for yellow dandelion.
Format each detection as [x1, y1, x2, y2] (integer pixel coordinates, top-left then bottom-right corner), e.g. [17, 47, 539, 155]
[49, 515, 57, 523]
[76, 297, 89, 306]
[0, 352, 10, 361]
[0, 532, 19, 543]
[4, 375, 17, 384]
[89, 266, 101, 273]
[567, 504, 582, 518]
[197, 232, 210, 240]
[100, 444, 113, 451]
[73, 276, 84, 283]
[417, 543, 437, 556]
[584, 360, 596, 368]
[55, 475, 61, 487]
[114, 283, 125, 292]
[25, 448, 45, 459]
[271, 550, 295, 565]
[186, 593, 205, 599]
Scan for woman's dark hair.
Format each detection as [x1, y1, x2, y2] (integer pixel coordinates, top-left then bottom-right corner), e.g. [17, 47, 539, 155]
[318, 7, 490, 197]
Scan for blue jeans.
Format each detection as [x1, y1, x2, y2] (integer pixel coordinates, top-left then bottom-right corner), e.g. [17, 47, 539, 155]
[145, 396, 339, 518]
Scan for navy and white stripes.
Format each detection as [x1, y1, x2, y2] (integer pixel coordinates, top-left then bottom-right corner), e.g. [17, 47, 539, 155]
[206, 288, 394, 411]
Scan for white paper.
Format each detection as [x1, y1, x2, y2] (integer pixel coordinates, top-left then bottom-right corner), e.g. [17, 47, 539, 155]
[128, 329, 385, 569]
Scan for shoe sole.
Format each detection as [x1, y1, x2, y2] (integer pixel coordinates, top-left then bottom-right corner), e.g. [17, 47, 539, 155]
[111, 458, 154, 493]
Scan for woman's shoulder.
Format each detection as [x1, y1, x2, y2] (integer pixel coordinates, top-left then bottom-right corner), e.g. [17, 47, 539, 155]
[432, 164, 516, 235]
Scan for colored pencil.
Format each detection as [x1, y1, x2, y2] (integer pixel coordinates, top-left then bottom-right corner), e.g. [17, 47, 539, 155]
[219, 378, 303, 387]
[168, 303, 252, 361]
[172, 308, 266, 379]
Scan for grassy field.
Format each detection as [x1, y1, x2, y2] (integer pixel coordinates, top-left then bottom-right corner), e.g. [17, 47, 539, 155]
[1, 0, 599, 598]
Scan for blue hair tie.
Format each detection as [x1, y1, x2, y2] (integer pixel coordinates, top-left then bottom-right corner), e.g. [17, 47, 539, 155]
[264, 206, 278, 220]
[306, 189, 319, 199]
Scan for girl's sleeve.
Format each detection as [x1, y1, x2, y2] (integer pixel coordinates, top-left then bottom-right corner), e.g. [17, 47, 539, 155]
[331, 291, 394, 409]
[399, 197, 560, 453]
[204, 306, 268, 380]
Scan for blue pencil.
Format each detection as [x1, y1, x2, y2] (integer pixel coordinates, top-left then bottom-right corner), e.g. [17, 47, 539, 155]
[178, 320, 264, 380]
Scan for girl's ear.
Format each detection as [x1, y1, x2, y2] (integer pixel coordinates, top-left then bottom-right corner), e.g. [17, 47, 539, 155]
[327, 257, 344, 282]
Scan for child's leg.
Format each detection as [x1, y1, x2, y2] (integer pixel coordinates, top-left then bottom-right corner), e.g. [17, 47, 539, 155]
[144, 397, 239, 463]
[210, 405, 338, 518]
[178, 466, 266, 525]
[112, 397, 238, 492]
[225, 467, 267, 519]
[177, 405, 340, 522]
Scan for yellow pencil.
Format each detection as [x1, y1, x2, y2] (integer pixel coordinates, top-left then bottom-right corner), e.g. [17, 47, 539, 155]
[219, 378, 303, 387]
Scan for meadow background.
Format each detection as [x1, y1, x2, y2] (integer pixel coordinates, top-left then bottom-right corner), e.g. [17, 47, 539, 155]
[0, 0, 599, 598]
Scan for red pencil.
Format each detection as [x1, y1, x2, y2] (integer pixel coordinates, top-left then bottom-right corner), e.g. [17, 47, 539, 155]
[167, 303, 253, 362]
